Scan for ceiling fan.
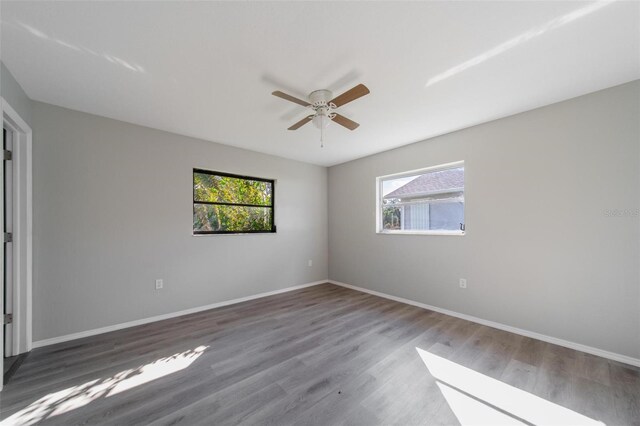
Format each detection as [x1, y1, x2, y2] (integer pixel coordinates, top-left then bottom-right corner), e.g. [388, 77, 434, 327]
[271, 84, 370, 145]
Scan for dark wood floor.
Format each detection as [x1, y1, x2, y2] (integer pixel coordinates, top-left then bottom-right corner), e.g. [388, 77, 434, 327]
[3, 353, 28, 386]
[1, 283, 638, 425]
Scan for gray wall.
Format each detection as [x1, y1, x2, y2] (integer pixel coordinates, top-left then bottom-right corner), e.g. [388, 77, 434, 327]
[1, 61, 32, 127]
[329, 81, 640, 359]
[32, 102, 328, 341]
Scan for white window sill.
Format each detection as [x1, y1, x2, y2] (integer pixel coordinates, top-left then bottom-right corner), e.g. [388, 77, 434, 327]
[376, 230, 465, 236]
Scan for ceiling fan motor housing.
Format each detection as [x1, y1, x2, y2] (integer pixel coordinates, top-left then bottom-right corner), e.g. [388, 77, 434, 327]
[309, 89, 336, 129]
[309, 89, 334, 109]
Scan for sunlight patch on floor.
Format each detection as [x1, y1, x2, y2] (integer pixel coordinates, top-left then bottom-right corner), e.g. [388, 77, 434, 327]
[416, 347, 605, 426]
[1, 345, 207, 426]
[436, 381, 525, 425]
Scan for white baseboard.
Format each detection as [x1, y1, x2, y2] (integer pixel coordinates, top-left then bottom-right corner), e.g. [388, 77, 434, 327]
[32, 280, 328, 349]
[32, 278, 640, 368]
[328, 280, 640, 368]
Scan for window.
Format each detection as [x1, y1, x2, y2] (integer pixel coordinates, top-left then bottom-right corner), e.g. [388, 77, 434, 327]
[193, 169, 275, 234]
[377, 162, 464, 235]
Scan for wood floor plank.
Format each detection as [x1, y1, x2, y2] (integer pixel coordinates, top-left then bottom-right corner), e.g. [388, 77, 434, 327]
[1, 283, 637, 425]
[512, 336, 548, 367]
[499, 359, 538, 393]
[573, 376, 618, 425]
[575, 352, 612, 387]
[609, 362, 640, 426]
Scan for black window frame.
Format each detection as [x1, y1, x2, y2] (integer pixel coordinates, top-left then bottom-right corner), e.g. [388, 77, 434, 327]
[193, 168, 276, 235]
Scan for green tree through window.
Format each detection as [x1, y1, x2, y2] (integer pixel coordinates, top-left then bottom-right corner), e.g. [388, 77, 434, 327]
[193, 169, 275, 234]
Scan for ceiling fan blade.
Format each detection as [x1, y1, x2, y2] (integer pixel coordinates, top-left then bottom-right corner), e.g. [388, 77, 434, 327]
[272, 91, 310, 107]
[288, 115, 314, 130]
[332, 114, 360, 130]
[330, 84, 370, 108]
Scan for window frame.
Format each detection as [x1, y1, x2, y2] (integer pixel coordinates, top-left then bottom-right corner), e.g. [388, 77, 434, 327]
[193, 168, 276, 235]
[376, 161, 465, 236]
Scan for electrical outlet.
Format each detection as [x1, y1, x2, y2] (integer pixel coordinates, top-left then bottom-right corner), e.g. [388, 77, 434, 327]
[308, 259, 313, 267]
[155, 279, 164, 290]
[459, 278, 467, 289]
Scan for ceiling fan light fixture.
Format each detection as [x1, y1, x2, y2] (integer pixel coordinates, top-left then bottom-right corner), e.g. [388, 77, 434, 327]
[312, 113, 330, 129]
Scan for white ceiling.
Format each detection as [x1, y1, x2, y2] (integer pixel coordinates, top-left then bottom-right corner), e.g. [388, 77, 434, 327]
[1, 1, 638, 166]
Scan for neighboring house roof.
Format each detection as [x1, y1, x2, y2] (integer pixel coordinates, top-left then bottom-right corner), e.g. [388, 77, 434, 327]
[384, 167, 464, 199]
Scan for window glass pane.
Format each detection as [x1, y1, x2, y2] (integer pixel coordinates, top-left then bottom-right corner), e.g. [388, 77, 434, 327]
[429, 202, 464, 230]
[381, 165, 464, 232]
[194, 204, 273, 233]
[194, 172, 272, 206]
[405, 203, 430, 230]
[382, 205, 402, 230]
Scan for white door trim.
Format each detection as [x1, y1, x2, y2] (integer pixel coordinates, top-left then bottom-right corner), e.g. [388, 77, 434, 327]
[4, 126, 14, 358]
[1, 98, 33, 382]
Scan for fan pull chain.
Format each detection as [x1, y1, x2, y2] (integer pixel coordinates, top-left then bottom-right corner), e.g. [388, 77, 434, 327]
[320, 125, 324, 148]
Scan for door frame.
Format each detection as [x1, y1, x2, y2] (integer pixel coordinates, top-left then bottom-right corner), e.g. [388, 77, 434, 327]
[1, 98, 33, 391]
